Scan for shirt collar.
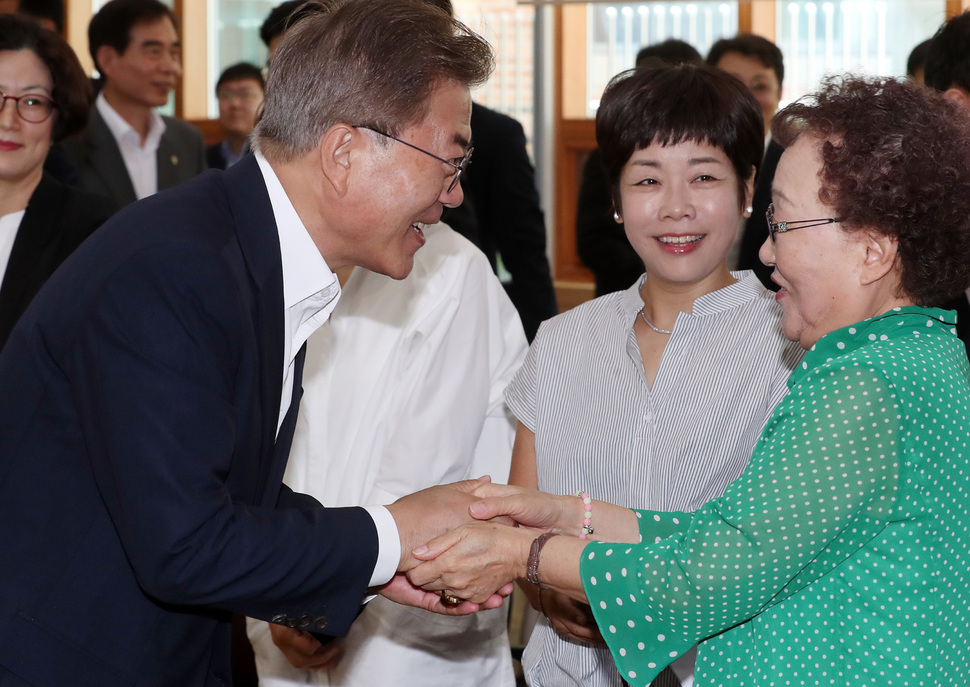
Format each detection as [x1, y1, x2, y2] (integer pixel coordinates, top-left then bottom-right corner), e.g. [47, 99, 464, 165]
[96, 90, 166, 150]
[254, 152, 337, 310]
[620, 270, 766, 320]
[790, 305, 955, 387]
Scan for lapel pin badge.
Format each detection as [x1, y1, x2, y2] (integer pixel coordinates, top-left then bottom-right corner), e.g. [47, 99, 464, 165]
[171, 155, 179, 166]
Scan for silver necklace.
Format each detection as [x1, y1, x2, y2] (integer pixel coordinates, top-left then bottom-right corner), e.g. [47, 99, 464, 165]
[639, 309, 673, 335]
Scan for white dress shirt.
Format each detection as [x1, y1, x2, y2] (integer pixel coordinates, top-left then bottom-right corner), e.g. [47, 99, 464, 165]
[0, 210, 25, 286]
[247, 222, 528, 687]
[96, 91, 165, 200]
[256, 153, 399, 589]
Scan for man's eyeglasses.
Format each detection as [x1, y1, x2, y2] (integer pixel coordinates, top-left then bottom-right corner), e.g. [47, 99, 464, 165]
[356, 125, 472, 193]
[0, 91, 55, 124]
[766, 202, 840, 242]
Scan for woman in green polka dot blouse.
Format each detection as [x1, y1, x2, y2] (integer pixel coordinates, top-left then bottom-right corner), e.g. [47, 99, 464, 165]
[410, 75, 970, 686]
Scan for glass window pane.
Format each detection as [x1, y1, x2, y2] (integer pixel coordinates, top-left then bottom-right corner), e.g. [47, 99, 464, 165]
[455, 1, 538, 151]
[209, 0, 276, 117]
[585, 2, 739, 116]
[776, 0, 946, 104]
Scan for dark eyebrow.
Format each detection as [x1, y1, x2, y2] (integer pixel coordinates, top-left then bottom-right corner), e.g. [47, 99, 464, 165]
[139, 39, 180, 49]
[454, 132, 471, 151]
[687, 156, 724, 165]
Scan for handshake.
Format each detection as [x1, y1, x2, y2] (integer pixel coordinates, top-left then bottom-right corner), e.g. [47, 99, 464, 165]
[382, 476, 589, 615]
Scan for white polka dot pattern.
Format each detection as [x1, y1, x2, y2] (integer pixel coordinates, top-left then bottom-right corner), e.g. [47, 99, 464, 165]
[581, 307, 970, 686]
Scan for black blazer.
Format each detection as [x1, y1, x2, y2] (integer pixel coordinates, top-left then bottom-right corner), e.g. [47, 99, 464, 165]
[0, 157, 378, 686]
[737, 139, 784, 289]
[575, 148, 643, 297]
[0, 174, 117, 350]
[60, 106, 207, 208]
[443, 102, 557, 341]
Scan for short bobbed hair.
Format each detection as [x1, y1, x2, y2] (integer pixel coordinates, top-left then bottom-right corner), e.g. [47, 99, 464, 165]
[253, 0, 492, 163]
[0, 14, 92, 141]
[596, 63, 764, 212]
[772, 75, 970, 306]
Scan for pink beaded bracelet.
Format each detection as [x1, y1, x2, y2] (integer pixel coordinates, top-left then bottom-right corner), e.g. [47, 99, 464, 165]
[575, 491, 593, 539]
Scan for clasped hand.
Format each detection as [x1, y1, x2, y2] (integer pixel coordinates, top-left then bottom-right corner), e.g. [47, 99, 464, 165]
[406, 482, 578, 605]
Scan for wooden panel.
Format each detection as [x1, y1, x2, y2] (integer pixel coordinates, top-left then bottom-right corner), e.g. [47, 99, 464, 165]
[66, 0, 94, 77]
[946, 0, 968, 15]
[187, 118, 223, 147]
[553, 118, 596, 282]
[174, 0, 208, 120]
[561, 4, 588, 119]
[740, 0, 776, 40]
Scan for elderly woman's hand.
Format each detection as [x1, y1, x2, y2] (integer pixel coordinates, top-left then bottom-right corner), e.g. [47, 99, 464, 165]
[408, 521, 535, 604]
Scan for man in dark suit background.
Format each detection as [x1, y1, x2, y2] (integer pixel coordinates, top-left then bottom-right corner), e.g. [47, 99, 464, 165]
[206, 62, 264, 171]
[60, 0, 205, 208]
[0, 2, 502, 685]
[708, 33, 785, 290]
[448, 102, 558, 341]
[924, 10, 970, 357]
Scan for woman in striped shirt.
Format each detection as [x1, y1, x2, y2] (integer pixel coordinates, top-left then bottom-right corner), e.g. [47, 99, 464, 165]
[501, 63, 802, 686]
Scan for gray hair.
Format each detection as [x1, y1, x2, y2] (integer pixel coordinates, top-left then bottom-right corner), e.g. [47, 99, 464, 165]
[253, 0, 493, 162]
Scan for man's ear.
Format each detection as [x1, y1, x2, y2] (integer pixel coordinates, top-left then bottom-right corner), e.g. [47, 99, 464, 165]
[943, 86, 970, 111]
[859, 229, 899, 286]
[318, 124, 356, 197]
[96, 45, 120, 80]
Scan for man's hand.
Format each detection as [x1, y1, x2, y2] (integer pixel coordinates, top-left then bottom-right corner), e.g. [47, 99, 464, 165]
[379, 572, 512, 615]
[387, 476, 492, 570]
[269, 623, 343, 671]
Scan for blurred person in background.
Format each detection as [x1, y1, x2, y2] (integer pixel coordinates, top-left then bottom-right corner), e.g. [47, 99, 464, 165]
[207, 62, 263, 170]
[924, 9, 970, 356]
[709, 33, 785, 288]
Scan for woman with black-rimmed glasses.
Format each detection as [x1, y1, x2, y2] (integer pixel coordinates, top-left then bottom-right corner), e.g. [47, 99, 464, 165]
[0, 15, 116, 350]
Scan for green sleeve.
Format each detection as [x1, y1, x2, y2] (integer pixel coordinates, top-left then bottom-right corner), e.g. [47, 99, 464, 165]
[581, 361, 901, 686]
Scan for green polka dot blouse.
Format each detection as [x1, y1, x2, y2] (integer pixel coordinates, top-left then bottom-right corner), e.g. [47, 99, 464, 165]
[582, 307, 970, 686]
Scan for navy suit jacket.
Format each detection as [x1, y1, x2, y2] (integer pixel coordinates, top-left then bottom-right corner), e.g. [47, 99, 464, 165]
[60, 106, 207, 209]
[0, 156, 378, 686]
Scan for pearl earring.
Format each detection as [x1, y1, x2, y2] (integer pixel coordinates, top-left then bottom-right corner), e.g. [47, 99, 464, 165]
[613, 211, 622, 222]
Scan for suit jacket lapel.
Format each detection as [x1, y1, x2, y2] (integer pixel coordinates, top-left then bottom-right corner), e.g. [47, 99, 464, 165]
[0, 175, 63, 342]
[222, 156, 286, 505]
[86, 109, 138, 206]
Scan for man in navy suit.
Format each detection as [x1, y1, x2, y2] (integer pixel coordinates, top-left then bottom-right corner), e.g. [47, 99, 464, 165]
[0, 1, 499, 685]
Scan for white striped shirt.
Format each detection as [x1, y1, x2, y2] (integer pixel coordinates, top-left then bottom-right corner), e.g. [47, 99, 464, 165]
[506, 271, 804, 687]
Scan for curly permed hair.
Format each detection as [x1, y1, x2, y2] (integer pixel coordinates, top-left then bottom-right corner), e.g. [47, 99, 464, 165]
[771, 75, 970, 306]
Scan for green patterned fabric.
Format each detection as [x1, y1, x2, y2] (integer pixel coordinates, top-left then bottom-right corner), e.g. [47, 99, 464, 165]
[582, 307, 970, 686]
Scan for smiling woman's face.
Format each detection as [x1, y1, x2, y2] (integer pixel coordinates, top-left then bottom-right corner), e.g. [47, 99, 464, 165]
[618, 138, 752, 294]
[0, 49, 54, 188]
